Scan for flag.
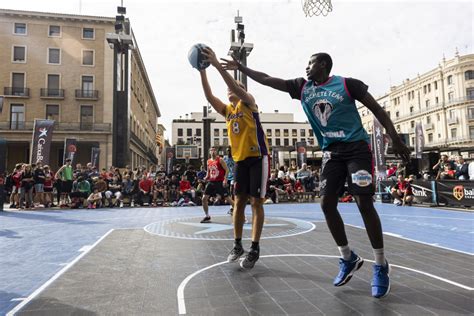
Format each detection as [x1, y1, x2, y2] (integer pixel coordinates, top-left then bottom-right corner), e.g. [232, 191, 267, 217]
[415, 122, 424, 159]
[31, 119, 55, 165]
[63, 138, 77, 165]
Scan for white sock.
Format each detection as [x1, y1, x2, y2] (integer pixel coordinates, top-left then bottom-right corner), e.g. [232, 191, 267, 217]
[373, 248, 387, 266]
[338, 245, 352, 261]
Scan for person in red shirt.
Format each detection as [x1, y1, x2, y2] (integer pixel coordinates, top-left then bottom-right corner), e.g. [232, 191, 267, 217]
[9, 164, 23, 208]
[137, 175, 153, 206]
[390, 175, 413, 206]
[179, 175, 194, 199]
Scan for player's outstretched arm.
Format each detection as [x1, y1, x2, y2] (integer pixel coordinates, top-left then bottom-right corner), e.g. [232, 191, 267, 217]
[361, 92, 411, 163]
[199, 69, 228, 116]
[221, 55, 289, 93]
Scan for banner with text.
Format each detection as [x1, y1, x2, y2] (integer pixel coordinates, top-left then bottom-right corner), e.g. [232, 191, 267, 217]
[63, 138, 77, 165]
[436, 180, 474, 207]
[372, 117, 387, 180]
[91, 147, 100, 168]
[295, 141, 307, 168]
[31, 119, 55, 165]
[411, 180, 435, 204]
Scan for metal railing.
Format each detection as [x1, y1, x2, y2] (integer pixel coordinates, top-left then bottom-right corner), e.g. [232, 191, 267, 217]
[0, 121, 111, 132]
[75, 89, 99, 99]
[4, 87, 30, 97]
[40, 88, 64, 98]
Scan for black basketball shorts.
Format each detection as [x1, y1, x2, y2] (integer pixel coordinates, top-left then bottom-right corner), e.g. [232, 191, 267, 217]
[320, 140, 374, 196]
[204, 181, 228, 197]
[234, 155, 270, 198]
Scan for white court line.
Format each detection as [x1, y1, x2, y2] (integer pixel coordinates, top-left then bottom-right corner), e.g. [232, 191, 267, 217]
[345, 223, 474, 256]
[176, 253, 474, 315]
[7, 229, 115, 316]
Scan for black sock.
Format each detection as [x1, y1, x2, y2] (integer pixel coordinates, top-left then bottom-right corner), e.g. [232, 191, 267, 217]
[251, 241, 259, 251]
[234, 238, 242, 247]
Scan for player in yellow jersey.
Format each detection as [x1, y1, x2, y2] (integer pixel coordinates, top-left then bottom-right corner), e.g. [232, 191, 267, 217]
[199, 47, 270, 269]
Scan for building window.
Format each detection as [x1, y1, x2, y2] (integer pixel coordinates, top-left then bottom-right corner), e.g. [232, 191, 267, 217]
[292, 139, 297, 146]
[449, 109, 456, 119]
[409, 106, 414, 113]
[426, 116, 431, 124]
[468, 107, 474, 119]
[276, 139, 281, 146]
[47, 74, 60, 95]
[177, 128, 183, 137]
[309, 130, 314, 137]
[428, 133, 433, 142]
[292, 129, 297, 137]
[283, 129, 289, 137]
[438, 133, 441, 139]
[80, 106, 93, 130]
[434, 81, 438, 90]
[435, 97, 439, 104]
[223, 129, 228, 137]
[448, 92, 454, 101]
[187, 128, 192, 136]
[81, 76, 94, 95]
[82, 50, 94, 66]
[275, 129, 281, 137]
[395, 111, 399, 118]
[266, 129, 272, 137]
[48, 48, 60, 64]
[437, 113, 440, 121]
[48, 25, 61, 37]
[223, 138, 229, 146]
[470, 126, 474, 139]
[195, 128, 201, 136]
[300, 129, 306, 137]
[14, 22, 27, 35]
[451, 128, 457, 139]
[10, 104, 25, 129]
[410, 121, 415, 128]
[423, 85, 427, 94]
[467, 88, 474, 100]
[425, 99, 430, 107]
[13, 46, 26, 62]
[428, 84, 431, 93]
[214, 139, 219, 146]
[268, 139, 272, 146]
[82, 28, 94, 39]
[411, 137, 414, 145]
[12, 72, 25, 94]
[465, 70, 474, 80]
[46, 104, 59, 121]
[284, 139, 289, 146]
[214, 129, 219, 137]
[447, 75, 453, 85]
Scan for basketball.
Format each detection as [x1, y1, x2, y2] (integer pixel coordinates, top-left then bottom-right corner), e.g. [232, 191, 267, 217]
[187, 43, 210, 70]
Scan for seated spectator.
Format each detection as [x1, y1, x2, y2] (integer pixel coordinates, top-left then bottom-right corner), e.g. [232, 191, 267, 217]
[122, 174, 136, 206]
[294, 179, 304, 193]
[267, 172, 284, 203]
[87, 187, 102, 209]
[70, 176, 91, 208]
[152, 174, 166, 206]
[137, 175, 153, 206]
[105, 175, 123, 207]
[440, 164, 455, 180]
[94, 176, 108, 206]
[391, 175, 414, 206]
[296, 163, 312, 191]
[179, 175, 194, 200]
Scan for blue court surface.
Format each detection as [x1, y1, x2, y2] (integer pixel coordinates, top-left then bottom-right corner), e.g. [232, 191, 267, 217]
[0, 202, 473, 315]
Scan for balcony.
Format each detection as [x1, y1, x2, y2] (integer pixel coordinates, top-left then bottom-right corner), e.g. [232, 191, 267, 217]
[40, 88, 65, 99]
[447, 117, 458, 125]
[0, 121, 111, 132]
[424, 123, 434, 130]
[75, 89, 99, 100]
[4, 87, 30, 98]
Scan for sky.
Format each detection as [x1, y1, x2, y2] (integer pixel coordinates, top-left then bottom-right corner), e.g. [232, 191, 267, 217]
[0, 0, 472, 141]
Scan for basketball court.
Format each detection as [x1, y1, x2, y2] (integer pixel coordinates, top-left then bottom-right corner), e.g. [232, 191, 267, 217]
[1, 202, 473, 315]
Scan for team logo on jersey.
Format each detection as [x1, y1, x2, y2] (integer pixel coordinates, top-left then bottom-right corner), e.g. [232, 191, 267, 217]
[312, 98, 333, 127]
[351, 170, 372, 187]
[208, 164, 220, 180]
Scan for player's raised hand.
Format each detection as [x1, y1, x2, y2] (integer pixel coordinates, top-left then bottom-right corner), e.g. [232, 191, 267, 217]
[201, 47, 220, 68]
[221, 54, 240, 71]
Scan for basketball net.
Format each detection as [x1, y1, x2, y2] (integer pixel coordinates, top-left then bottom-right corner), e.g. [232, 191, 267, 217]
[302, 0, 333, 17]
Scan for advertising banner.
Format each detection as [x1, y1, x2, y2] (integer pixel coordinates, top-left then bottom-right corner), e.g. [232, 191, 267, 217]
[63, 138, 77, 165]
[91, 147, 100, 168]
[411, 180, 435, 204]
[372, 118, 387, 180]
[295, 141, 307, 168]
[436, 180, 474, 207]
[31, 119, 55, 165]
[415, 122, 424, 159]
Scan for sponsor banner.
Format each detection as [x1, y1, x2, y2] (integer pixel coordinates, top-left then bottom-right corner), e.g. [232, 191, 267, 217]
[411, 180, 435, 204]
[31, 119, 55, 165]
[372, 118, 387, 180]
[436, 180, 474, 206]
[295, 141, 307, 168]
[91, 147, 100, 168]
[165, 147, 175, 175]
[63, 138, 77, 165]
[415, 122, 424, 159]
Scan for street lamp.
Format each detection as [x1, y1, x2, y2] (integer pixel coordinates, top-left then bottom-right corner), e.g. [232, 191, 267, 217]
[106, 6, 134, 168]
[228, 11, 253, 88]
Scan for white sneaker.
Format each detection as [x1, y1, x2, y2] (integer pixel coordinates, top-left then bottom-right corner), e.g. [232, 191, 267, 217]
[120, 202, 124, 208]
[393, 199, 401, 205]
[131, 201, 135, 207]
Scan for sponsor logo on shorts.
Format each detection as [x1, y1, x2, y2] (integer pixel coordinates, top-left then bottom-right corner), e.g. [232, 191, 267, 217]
[351, 170, 372, 187]
[320, 179, 327, 190]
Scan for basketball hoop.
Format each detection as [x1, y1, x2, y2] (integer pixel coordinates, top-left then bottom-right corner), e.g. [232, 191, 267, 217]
[302, 0, 333, 17]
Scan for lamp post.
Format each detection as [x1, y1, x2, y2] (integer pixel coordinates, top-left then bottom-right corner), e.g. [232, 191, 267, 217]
[106, 6, 134, 168]
[228, 11, 253, 89]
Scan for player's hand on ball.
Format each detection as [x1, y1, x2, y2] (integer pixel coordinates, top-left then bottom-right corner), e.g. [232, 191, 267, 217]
[201, 47, 220, 68]
[221, 55, 240, 70]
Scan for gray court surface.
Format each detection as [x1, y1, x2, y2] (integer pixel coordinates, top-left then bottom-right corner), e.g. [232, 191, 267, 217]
[15, 216, 474, 315]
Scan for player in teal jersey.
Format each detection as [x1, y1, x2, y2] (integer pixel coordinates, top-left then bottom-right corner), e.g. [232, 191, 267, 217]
[222, 52, 410, 298]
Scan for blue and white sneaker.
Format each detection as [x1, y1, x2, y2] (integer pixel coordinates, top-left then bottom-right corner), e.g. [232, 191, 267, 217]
[333, 251, 364, 286]
[372, 262, 391, 298]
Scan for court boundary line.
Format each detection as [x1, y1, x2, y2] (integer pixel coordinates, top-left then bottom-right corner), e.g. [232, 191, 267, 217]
[176, 253, 474, 315]
[6, 229, 115, 316]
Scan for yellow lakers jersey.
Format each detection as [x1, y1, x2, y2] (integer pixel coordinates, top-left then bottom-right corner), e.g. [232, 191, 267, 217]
[225, 101, 269, 162]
